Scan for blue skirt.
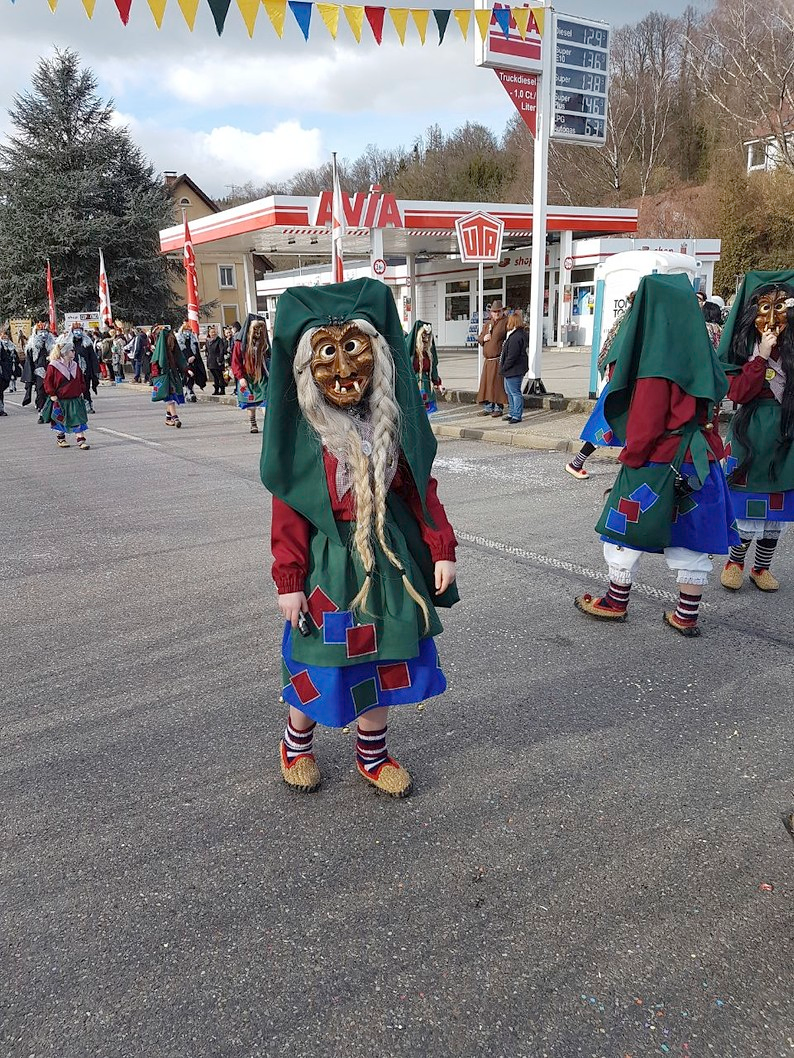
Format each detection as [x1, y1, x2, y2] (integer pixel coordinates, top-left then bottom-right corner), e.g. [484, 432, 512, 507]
[580, 382, 623, 448]
[280, 624, 447, 727]
[727, 487, 794, 523]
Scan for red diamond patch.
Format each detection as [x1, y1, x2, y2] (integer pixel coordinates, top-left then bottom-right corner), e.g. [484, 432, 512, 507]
[306, 586, 338, 629]
[617, 497, 642, 523]
[290, 670, 321, 706]
[769, 492, 785, 512]
[376, 661, 411, 692]
[346, 623, 377, 658]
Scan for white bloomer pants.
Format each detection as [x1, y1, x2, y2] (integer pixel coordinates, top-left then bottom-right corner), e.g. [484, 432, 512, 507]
[604, 543, 713, 587]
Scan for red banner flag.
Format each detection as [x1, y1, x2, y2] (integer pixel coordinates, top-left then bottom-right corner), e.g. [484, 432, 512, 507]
[98, 249, 113, 329]
[46, 260, 57, 334]
[183, 213, 200, 334]
[331, 152, 345, 284]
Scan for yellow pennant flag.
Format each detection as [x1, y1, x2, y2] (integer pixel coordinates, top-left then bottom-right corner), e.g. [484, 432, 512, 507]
[343, 5, 364, 40]
[512, 6, 530, 38]
[531, 5, 544, 36]
[410, 7, 429, 43]
[176, 0, 200, 29]
[317, 2, 339, 36]
[474, 8, 492, 41]
[81, 0, 96, 15]
[390, 7, 409, 43]
[264, 0, 287, 35]
[146, 0, 167, 27]
[236, 0, 259, 36]
[453, 8, 470, 39]
[46, 0, 58, 11]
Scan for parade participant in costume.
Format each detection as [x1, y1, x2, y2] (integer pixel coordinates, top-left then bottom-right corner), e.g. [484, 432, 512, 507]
[405, 320, 442, 413]
[177, 322, 206, 402]
[70, 322, 99, 414]
[566, 292, 636, 480]
[231, 313, 270, 434]
[262, 278, 459, 798]
[476, 301, 508, 417]
[41, 334, 90, 450]
[22, 322, 55, 419]
[150, 327, 188, 428]
[575, 273, 738, 637]
[719, 271, 794, 592]
[0, 328, 15, 416]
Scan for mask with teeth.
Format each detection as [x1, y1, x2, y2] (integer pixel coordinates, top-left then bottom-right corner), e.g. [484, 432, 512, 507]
[755, 288, 789, 339]
[309, 323, 375, 408]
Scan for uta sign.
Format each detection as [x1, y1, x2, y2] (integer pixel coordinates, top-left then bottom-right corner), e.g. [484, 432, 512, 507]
[455, 211, 505, 263]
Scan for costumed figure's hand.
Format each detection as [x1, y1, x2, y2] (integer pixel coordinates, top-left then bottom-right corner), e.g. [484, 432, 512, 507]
[760, 328, 778, 359]
[279, 591, 308, 628]
[434, 561, 456, 595]
[238, 378, 248, 392]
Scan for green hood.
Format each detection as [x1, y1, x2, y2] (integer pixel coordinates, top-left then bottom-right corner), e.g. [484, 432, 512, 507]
[260, 278, 437, 544]
[604, 272, 728, 443]
[717, 270, 794, 371]
[405, 319, 438, 370]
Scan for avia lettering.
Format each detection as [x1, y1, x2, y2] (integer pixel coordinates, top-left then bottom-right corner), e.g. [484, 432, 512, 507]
[312, 190, 404, 229]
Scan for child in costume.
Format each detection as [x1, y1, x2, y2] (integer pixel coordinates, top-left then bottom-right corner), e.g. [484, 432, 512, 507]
[404, 320, 442, 413]
[231, 313, 270, 434]
[575, 273, 738, 637]
[719, 272, 794, 593]
[150, 327, 188, 428]
[41, 334, 90, 450]
[261, 278, 459, 798]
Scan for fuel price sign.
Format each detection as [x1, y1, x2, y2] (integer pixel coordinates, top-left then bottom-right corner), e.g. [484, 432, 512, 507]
[551, 14, 610, 146]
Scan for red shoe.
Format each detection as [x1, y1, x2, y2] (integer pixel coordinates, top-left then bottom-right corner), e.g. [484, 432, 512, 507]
[574, 593, 627, 621]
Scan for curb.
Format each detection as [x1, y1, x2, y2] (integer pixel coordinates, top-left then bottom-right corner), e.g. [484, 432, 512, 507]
[430, 421, 621, 459]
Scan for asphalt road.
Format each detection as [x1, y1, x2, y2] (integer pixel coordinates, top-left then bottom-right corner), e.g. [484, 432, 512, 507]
[2, 385, 792, 1058]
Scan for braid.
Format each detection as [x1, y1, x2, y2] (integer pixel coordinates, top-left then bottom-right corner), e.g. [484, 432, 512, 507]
[347, 433, 376, 615]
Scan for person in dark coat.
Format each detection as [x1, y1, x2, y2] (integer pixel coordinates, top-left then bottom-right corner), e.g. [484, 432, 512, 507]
[0, 328, 14, 415]
[205, 325, 227, 394]
[177, 321, 207, 401]
[22, 322, 55, 418]
[476, 300, 508, 416]
[499, 310, 529, 423]
[70, 322, 100, 414]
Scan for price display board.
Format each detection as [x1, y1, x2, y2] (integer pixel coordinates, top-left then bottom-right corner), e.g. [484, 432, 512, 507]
[551, 14, 610, 145]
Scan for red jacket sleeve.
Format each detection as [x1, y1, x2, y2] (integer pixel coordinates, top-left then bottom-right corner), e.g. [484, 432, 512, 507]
[231, 340, 244, 381]
[43, 364, 58, 398]
[621, 377, 677, 469]
[395, 472, 458, 562]
[271, 497, 312, 593]
[727, 357, 766, 405]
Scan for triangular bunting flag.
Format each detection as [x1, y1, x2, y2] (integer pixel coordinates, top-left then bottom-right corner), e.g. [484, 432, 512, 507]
[81, 0, 97, 16]
[113, 0, 133, 23]
[46, 0, 58, 13]
[177, 0, 200, 28]
[474, 8, 491, 40]
[236, 0, 259, 36]
[389, 7, 409, 43]
[512, 6, 530, 39]
[343, 4, 364, 40]
[288, 0, 312, 39]
[531, 5, 544, 35]
[493, 7, 510, 38]
[433, 8, 450, 43]
[317, 2, 339, 36]
[146, 0, 167, 26]
[264, 0, 286, 34]
[410, 8, 429, 43]
[453, 8, 470, 39]
[364, 5, 385, 43]
[207, 0, 231, 34]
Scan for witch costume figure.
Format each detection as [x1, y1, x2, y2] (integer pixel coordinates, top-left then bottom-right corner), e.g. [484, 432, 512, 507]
[150, 327, 188, 428]
[231, 313, 270, 434]
[719, 271, 794, 593]
[41, 334, 90, 450]
[575, 273, 739, 637]
[261, 278, 459, 798]
[404, 320, 442, 413]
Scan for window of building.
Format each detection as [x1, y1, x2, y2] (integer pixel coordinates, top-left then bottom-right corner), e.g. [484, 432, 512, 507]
[444, 279, 470, 322]
[179, 197, 191, 206]
[218, 264, 236, 289]
[506, 274, 532, 315]
[222, 304, 240, 326]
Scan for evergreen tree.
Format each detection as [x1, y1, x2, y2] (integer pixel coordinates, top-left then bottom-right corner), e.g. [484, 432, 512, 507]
[0, 49, 178, 323]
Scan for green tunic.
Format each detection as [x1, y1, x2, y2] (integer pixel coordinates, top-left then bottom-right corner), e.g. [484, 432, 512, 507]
[150, 330, 188, 401]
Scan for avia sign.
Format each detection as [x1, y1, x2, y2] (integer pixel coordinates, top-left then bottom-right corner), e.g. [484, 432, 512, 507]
[455, 211, 505, 263]
[312, 188, 404, 228]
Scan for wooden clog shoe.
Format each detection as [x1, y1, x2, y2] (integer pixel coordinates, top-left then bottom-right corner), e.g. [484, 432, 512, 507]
[279, 740, 321, 793]
[356, 756, 413, 799]
[574, 594, 627, 621]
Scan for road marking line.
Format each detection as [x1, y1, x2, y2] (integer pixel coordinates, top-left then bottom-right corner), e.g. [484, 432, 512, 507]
[95, 427, 161, 448]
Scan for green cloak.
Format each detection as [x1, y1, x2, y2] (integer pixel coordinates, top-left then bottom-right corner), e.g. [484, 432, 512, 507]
[150, 329, 188, 402]
[236, 312, 270, 406]
[404, 319, 440, 404]
[717, 270, 794, 366]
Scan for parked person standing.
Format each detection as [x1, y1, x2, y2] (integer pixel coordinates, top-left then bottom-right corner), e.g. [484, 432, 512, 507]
[111, 329, 126, 383]
[70, 322, 99, 414]
[8, 333, 21, 393]
[41, 334, 90, 450]
[22, 322, 55, 420]
[97, 330, 115, 385]
[498, 310, 528, 423]
[150, 327, 188, 428]
[703, 300, 723, 351]
[205, 325, 227, 395]
[177, 321, 206, 401]
[0, 328, 14, 416]
[476, 300, 508, 417]
[231, 313, 269, 433]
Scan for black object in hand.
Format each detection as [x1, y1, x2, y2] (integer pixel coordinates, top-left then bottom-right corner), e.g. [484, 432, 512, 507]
[297, 611, 310, 637]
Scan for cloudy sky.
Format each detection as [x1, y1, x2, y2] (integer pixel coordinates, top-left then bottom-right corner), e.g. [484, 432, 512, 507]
[1, 0, 696, 198]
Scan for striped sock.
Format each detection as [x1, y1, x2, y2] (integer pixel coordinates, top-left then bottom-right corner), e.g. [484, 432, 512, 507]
[603, 579, 631, 612]
[283, 717, 316, 762]
[728, 539, 751, 566]
[570, 443, 596, 471]
[674, 590, 701, 625]
[356, 724, 389, 773]
[753, 538, 778, 572]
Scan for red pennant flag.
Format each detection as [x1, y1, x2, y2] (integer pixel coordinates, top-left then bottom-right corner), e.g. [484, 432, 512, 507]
[46, 260, 57, 333]
[364, 5, 385, 43]
[99, 249, 113, 329]
[183, 214, 200, 334]
[113, 0, 133, 22]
